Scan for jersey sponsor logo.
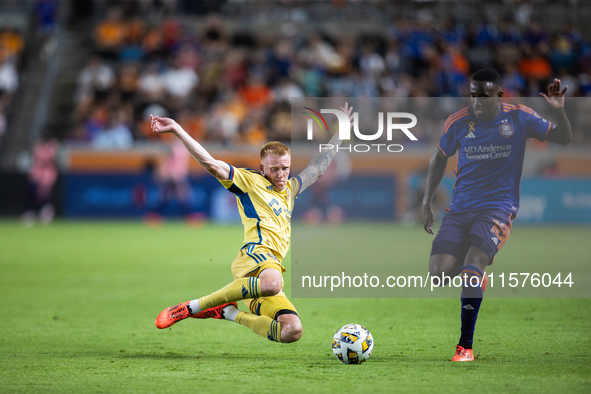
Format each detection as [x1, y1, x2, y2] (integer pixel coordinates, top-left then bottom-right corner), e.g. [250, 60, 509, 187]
[499, 121, 514, 138]
[269, 198, 283, 215]
[268, 197, 292, 223]
[464, 131, 475, 139]
[463, 144, 512, 160]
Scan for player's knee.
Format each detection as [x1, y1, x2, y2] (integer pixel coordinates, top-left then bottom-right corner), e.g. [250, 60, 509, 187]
[259, 269, 282, 296]
[429, 264, 444, 278]
[464, 246, 490, 271]
[260, 279, 281, 296]
[429, 254, 457, 278]
[282, 326, 303, 343]
[429, 261, 446, 278]
[280, 317, 303, 343]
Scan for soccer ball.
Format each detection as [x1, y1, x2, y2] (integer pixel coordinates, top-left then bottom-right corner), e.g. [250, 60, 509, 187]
[332, 324, 374, 364]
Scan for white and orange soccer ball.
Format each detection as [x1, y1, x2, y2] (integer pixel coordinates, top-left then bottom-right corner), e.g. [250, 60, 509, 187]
[332, 324, 374, 364]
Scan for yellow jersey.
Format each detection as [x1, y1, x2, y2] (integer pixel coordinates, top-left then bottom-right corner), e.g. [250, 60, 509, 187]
[220, 167, 301, 259]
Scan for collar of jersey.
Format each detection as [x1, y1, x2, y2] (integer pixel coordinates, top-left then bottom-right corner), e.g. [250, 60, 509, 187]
[469, 105, 504, 125]
[260, 172, 288, 195]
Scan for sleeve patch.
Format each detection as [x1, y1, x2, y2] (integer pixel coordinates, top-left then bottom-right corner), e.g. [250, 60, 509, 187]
[293, 176, 302, 197]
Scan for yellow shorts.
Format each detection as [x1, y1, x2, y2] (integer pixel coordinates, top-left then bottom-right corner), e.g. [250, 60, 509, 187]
[231, 244, 298, 319]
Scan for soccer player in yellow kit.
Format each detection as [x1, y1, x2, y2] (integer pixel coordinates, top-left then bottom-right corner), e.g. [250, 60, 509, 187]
[152, 103, 353, 343]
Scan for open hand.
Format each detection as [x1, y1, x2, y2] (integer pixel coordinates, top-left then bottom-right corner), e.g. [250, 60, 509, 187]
[340, 102, 354, 128]
[540, 79, 568, 110]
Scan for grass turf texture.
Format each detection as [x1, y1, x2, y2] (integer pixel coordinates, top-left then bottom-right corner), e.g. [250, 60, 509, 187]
[1, 221, 590, 393]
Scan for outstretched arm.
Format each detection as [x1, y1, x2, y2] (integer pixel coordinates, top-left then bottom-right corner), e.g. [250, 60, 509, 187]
[297, 103, 354, 194]
[422, 149, 449, 234]
[150, 115, 231, 180]
[540, 78, 572, 145]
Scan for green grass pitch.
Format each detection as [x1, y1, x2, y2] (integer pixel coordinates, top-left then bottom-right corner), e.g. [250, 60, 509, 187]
[1, 220, 590, 393]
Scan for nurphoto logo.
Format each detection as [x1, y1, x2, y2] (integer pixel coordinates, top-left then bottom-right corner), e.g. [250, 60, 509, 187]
[303, 107, 418, 153]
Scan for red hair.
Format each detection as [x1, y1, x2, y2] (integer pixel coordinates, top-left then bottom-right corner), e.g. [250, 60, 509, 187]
[260, 141, 290, 160]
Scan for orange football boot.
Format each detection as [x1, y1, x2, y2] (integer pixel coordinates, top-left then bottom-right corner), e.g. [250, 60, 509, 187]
[452, 345, 474, 362]
[482, 271, 488, 292]
[155, 301, 191, 329]
[191, 302, 237, 319]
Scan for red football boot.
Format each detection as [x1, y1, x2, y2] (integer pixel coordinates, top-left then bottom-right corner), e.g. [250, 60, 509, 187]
[155, 301, 191, 329]
[191, 302, 238, 319]
[452, 345, 474, 362]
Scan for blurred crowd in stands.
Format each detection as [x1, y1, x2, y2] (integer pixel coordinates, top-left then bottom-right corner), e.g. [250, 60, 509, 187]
[0, 0, 58, 149]
[60, 3, 591, 147]
[0, 26, 24, 148]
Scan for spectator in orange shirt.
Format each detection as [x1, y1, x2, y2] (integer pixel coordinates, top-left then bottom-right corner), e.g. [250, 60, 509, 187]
[239, 74, 273, 109]
[0, 28, 25, 59]
[93, 7, 127, 60]
[519, 48, 552, 82]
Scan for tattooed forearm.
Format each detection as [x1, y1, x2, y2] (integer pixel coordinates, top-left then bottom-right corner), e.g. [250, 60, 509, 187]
[298, 131, 344, 192]
[296, 102, 353, 195]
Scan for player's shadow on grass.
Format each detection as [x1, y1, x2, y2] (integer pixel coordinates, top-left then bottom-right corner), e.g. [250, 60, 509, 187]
[115, 351, 276, 361]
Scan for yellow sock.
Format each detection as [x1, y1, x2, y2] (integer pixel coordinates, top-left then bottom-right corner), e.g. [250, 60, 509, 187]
[236, 311, 281, 342]
[199, 277, 261, 310]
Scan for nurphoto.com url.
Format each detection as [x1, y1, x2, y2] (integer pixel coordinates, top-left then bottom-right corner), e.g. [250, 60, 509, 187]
[300, 272, 573, 292]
